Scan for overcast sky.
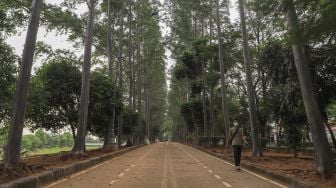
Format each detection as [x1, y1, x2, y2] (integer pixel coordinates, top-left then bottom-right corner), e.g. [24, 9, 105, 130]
[5, 0, 239, 78]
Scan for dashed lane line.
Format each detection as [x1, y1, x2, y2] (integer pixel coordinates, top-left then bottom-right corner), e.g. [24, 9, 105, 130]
[222, 181, 233, 187]
[110, 180, 118, 185]
[179, 143, 288, 188]
[108, 145, 156, 185]
[175, 144, 231, 187]
[214, 175, 221, 179]
[43, 156, 120, 188]
[45, 145, 154, 188]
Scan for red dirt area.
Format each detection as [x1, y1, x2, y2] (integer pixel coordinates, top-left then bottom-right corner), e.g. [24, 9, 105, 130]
[203, 146, 336, 188]
[0, 147, 118, 184]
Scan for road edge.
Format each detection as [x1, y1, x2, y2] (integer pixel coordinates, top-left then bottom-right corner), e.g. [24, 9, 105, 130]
[0, 144, 146, 188]
[186, 144, 317, 188]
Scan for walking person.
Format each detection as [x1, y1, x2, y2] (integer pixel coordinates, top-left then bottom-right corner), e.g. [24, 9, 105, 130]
[227, 120, 246, 171]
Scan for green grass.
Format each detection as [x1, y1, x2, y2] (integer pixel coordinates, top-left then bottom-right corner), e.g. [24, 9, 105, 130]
[28, 146, 101, 156]
[28, 147, 72, 155]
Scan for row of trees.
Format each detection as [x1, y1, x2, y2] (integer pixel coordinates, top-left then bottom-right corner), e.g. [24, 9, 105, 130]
[1, 0, 167, 168]
[166, 0, 336, 178]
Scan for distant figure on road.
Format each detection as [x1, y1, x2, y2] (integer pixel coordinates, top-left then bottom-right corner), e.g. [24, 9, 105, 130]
[227, 120, 246, 171]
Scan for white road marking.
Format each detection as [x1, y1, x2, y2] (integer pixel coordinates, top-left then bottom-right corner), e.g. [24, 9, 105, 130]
[44, 145, 153, 188]
[118, 172, 125, 177]
[161, 142, 169, 188]
[222, 181, 233, 187]
[139, 147, 154, 161]
[69, 170, 88, 178]
[131, 164, 135, 167]
[125, 168, 130, 172]
[203, 166, 208, 169]
[44, 179, 68, 188]
[180, 143, 288, 188]
[44, 155, 121, 187]
[110, 180, 118, 185]
[208, 170, 213, 173]
[168, 143, 178, 188]
[214, 175, 221, 179]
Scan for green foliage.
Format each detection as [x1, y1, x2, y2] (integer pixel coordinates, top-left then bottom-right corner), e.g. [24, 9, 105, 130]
[180, 99, 203, 132]
[327, 101, 336, 121]
[311, 45, 336, 120]
[21, 130, 73, 152]
[88, 70, 122, 138]
[27, 59, 81, 133]
[0, 39, 18, 127]
[122, 108, 139, 136]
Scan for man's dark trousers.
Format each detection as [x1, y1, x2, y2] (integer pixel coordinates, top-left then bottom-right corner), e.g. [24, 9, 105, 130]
[232, 145, 242, 167]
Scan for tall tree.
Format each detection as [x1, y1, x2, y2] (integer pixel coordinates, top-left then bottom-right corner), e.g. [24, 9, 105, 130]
[238, 0, 262, 157]
[4, 0, 43, 167]
[72, 0, 96, 154]
[117, 8, 125, 148]
[216, 0, 231, 145]
[105, 0, 115, 147]
[284, 0, 333, 178]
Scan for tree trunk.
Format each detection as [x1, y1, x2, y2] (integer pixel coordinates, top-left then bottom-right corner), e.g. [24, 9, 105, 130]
[128, 1, 133, 108]
[117, 113, 123, 148]
[72, 0, 95, 154]
[105, 0, 114, 147]
[70, 124, 76, 143]
[216, 0, 231, 146]
[209, 87, 215, 137]
[238, 0, 262, 157]
[202, 60, 208, 137]
[285, 0, 333, 178]
[5, 0, 43, 167]
[117, 11, 124, 149]
[325, 122, 336, 152]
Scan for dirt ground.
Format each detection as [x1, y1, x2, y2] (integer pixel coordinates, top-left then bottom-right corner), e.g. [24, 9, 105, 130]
[0, 147, 119, 184]
[202, 146, 336, 187]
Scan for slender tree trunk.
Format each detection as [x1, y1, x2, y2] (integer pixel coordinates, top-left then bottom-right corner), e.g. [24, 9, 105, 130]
[285, 0, 333, 178]
[70, 124, 76, 143]
[128, 1, 133, 108]
[5, 0, 43, 167]
[132, 49, 136, 110]
[216, 0, 231, 146]
[105, 0, 114, 147]
[202, 60, 208, 137]
[136, 2, 142, 121]
[200, 12, 208, 139]
[117, 12, 124, 149]
[117, 113, 123, 148]
[209, 0, 215, 139]
[325, 122, 336, 152]
[238, 0, 262, 157]
[209, 87, 215, 137]
[72, 0, 95, 154]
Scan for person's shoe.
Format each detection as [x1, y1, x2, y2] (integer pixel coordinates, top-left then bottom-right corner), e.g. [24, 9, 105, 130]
[236, 166, 241, 171]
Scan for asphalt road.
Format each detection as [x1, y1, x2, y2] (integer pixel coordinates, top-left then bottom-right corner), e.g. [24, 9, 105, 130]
[45, 142, 288, 188]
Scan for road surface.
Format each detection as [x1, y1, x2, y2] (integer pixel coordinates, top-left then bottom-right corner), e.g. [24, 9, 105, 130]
[45, 142, 287, 188]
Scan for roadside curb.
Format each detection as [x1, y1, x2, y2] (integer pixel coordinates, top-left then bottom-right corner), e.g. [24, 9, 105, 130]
[190, 145, 316, 188]
[0, 144, 145, 188]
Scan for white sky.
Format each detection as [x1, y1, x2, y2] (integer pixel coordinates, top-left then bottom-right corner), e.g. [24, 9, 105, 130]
[5, 0, 239, 82]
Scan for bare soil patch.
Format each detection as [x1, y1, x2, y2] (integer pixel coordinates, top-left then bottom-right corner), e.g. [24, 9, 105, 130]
[202, 146, 336, 188]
